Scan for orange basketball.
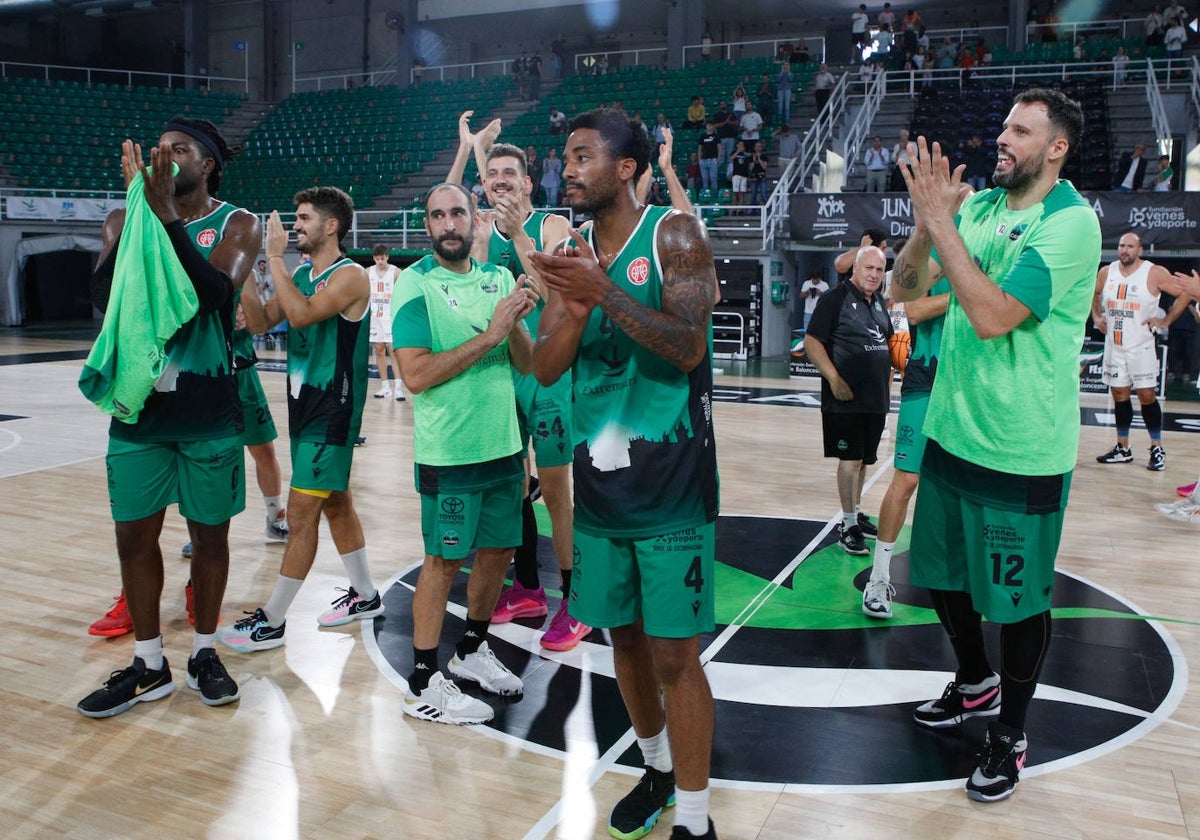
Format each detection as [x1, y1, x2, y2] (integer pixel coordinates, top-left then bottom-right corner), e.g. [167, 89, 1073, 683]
[888, 331, 911, 371]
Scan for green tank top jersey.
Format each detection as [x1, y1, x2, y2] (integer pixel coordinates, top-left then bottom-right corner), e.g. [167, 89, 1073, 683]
[287, 257, 370, 445]
[392, 255, 522, 468]
[573, 204, 720, 539]
[110, 200, 242, 443]
[900, 276, 951, 395]
[926, 181, 1101, 476]
[231, 287, 256, 368]
[489, 211, 553, 335]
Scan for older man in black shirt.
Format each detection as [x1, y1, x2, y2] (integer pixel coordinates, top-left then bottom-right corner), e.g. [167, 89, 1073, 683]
[804, 245, 892, 554]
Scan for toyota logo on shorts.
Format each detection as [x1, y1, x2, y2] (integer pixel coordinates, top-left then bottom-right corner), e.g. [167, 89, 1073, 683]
[441, 497, 465, 514]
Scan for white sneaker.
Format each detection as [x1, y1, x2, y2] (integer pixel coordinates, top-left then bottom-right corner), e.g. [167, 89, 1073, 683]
[373, 385, 392, 399]
[402, 671, 494, 725]
[265, 510, 288, 542]
[862, 579, 895, 619]
[1156, 496, 1200, 523]
[447, 640, 523, 696]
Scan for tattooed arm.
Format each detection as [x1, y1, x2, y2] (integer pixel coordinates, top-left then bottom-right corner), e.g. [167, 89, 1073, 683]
[601, 211, 716, 372]
[890, 227, 941, 303]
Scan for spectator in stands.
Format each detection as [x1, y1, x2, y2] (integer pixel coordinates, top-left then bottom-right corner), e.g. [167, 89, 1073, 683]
[917, 24, 931, 53]
[647, 178, 670, 206]
[958, 134, 990, 191]
[1165, 0, 1190, 29]
[864, 135, 890, 192]
[1146, 5, 1166, 46]
[652, 112, 673, 147]
[877, 25, 895, 59]
[740, 102, 764, 143]
[937, 36, 958, 69]
[1165, 16, 1187, 60]
[698, 122, 721, 192]
[879, 2, 897, 29]
[776, 62, 794, 125]
[527, 52, 542, 101]
[548, 107, 568, 135]
[714, 100, 739, 171]
[800, 270, 829, 331]
[1114, 143, 1149, 191]
[749, 141, 770, 204]
[540, 146, 562, 206]
[860, 60, 877, 86]
[1113, 45, 1130, 86]
[756, 73, 774, 122]
[795, 41, 812, 65]
[813, 63, 836, 111]
[512, 52, 526, 92]
[903, 10, 922, 54]
[773, 122, 802, 172]
[525, 145, 542, 189]
[632, 110, 649, 136]
[891, 129, 915, 191]
[851, 4, 870, 54]
[731, 140, 751, 206]
[684, 95, 707, 128]
[686, 152, 701, 192]
[732, 82, 749, 121]
[1155, 154, 1175, 190]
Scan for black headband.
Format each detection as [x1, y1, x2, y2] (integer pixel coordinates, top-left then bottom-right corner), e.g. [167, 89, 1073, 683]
[162, 121, 223, 171]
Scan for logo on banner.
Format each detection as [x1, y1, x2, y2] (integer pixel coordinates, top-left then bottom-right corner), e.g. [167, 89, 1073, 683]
[812, 195, 849, 240]
[1127, 204, 1194, 232]
[197, 228, 217, 248]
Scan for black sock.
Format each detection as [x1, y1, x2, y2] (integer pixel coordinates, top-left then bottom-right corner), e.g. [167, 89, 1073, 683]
[456, 617, 490, 659]
[928, 588, 994, 685]
[1141, 400, 1163, 440]
[409, 646, 439, 693]
[560, 567, 572, 600]
[512, 493, 541, 590]
[998, 610, 1052, 731]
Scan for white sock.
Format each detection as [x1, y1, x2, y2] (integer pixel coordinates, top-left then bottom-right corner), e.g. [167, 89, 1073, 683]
[673, 787, 710, 837]
[871, 540, 895, 582]
[341, 548, 376, 599]
[391, 380, 400, 392]
[192, 632, 216, 657]
[264, 495, 284, 519]
[134, 635, 164, 671]
[262, 576, 304, 626]
[843, 510, 857, 531]
[637, 726, 672, 773]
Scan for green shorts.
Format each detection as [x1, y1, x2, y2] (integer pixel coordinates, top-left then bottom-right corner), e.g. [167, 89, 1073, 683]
[290, 440, 354, 493]
[420, 477, 524, 561]
[106, 435, 245, 525]
[893, 390, 929, 474]
[909, 441, 1071, 623]
[237, 366, 278, 447]
[571, 521, 716, 638]
[514, 370, 573, 468]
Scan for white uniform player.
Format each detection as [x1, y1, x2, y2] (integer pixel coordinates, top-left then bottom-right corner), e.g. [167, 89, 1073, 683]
[367, 245, 404, 400]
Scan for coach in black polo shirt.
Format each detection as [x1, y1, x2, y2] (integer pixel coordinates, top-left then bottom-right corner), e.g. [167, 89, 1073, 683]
[804, 245, 892, 556]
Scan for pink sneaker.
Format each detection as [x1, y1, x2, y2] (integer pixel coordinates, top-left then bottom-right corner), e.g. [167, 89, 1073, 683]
[1179, 482, 1197, 498]
[491, 581, 548, 623]
[540, 599, 592, 651]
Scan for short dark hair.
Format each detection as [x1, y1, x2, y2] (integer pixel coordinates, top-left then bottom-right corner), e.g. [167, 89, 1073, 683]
[1013, 87, 1084, 159]
[568, 107, 654, 180]
[485, 143, 528, 177]
[372, 243, 389, 257]
[293, 186, 354, 245]
[863, 227, 887, 246]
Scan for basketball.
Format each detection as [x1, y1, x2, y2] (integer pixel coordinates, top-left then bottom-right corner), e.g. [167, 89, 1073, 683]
[888, 330, 911, 371]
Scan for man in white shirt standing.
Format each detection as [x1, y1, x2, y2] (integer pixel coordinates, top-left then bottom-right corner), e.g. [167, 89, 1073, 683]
[800, 270, 829, 331]
[368, 243, 405, 400]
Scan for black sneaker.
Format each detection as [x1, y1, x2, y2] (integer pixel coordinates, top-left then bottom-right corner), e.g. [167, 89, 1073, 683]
[913, 674, 1001, 729]
[965, 721, 1027, 802]
[609, 766, 676, 840]
[856, 512, 878, 537]
[77, 656, 174, 718]
[1096, 443, 1133, 463]
[1148, 444, 1166, 472]
[837, 524, 869, 556]
[186, 648, 240, 706]
[669, 820, 718, 840]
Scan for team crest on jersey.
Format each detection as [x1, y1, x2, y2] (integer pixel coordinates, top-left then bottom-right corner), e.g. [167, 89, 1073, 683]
[628, 257, 650, 286]
[480, 280, 499, 294]
[196, 228, 217, 248]
[314, 279, 328, 294]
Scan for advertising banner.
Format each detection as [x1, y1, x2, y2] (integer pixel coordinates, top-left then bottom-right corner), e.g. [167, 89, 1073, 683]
[4, 196, 122, 222]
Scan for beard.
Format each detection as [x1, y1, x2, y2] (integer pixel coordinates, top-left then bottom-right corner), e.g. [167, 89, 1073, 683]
[992, 148, 1045, 194]
[433, 232, 473, 262]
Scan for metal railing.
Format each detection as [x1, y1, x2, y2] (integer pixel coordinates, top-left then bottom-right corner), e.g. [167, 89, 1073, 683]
[841, 71, 888, 180]
[0, 59, 246, 94]
[762, 157, 797, 250]
[1146, 60, 1172, 155]
[574, 48, 669, 74]
[681, 36, 826, 66]
[410, 59, 512, 84]
[1026, 17, 1145, 45]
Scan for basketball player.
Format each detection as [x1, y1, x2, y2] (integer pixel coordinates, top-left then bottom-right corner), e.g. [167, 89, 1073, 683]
[392, 183, 538, 724]
[1092, 232, 1188, 471]
[368, 243, 405, 401]
[529, 108, 721, 840]
[78, 117, 258, 717]
[449, 112, 590, 652]
[218, 187, 383, 653]
[894, 88, 1102, 802]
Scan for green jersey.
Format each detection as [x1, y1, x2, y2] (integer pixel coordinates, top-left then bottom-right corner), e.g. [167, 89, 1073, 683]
[573, 204, 719, 538]
[111, 200, 242, 443]
[286, 257, 369, 445]
[231, 287, 256, 368]
[489, 211, 555, 336]
[392, 255, 523, 469]
[926, 182, 1101, 475]
[900, 276, 951, 395]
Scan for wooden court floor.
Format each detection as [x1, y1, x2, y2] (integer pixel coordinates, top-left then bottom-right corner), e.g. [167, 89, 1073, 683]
[2, 328, 1200, 839]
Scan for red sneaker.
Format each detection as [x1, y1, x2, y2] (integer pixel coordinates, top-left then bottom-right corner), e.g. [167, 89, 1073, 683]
[491, 580, 548, 623]
[88, 591, 133, 637]
[1179, 482, 1197, 498]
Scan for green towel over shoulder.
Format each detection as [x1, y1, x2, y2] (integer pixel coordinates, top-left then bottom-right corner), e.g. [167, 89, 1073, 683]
[78, 170, 199, 423]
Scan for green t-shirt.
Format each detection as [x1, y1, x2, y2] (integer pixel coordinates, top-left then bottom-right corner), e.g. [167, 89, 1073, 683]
[110, 200, 242, 442]
[392, 255, 522, 468]
[572, 204, 720, 538]
[901, 276, 951, 395]
[925, 182, 1101, 475]
[286, 257, 369, 445]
